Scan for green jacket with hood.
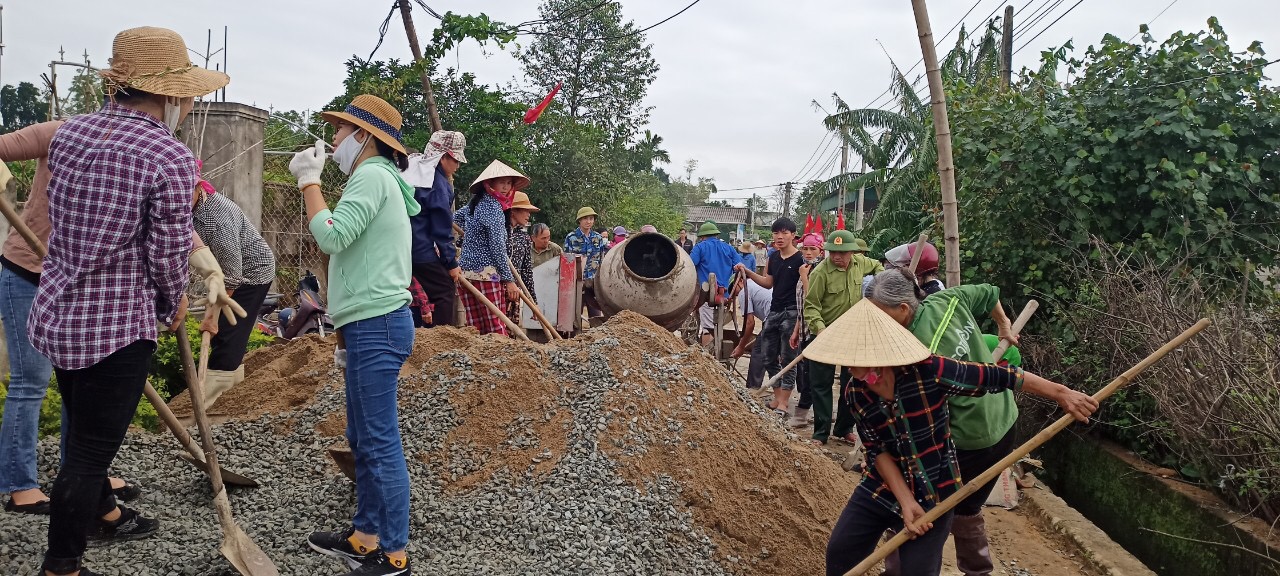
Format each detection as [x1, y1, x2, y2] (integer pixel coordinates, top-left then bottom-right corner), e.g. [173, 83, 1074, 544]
[308, 156, 421, 328]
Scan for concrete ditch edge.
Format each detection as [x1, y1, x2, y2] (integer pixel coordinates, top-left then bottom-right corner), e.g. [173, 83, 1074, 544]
[1020, 482, 1158, 576]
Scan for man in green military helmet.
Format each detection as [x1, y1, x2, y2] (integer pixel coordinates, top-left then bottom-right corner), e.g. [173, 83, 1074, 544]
[802, 230, 883, 444]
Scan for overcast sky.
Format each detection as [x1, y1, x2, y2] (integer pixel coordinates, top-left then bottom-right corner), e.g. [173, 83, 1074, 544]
[3, 0, 1275, 207]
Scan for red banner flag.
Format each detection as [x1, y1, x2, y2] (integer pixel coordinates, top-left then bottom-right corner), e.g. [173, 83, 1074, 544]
[836, 209, 845, 231]
[815, 213, 825, 235]
[804, 213, 815, 235]
[523, 82, 562, 124]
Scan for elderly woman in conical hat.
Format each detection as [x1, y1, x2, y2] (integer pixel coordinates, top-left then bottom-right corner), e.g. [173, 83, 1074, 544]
[817, 299, 1096, 576]
[288, 93, 421, 574]
[455, 160, 530, 335]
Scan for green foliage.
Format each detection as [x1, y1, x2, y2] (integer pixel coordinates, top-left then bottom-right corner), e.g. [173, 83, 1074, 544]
[0, 82, 49, 133]
[150, 316, 274, 397]
[517, 0, 659, 140]
[951, 20, 1280, 300]
[64, 64, 104, 116]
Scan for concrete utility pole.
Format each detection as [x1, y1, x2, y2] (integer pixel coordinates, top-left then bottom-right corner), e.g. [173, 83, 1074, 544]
[855, 157, 866, 231]
[1000, 5, 1014, 91]
[911, 0, 962, 287]
[838, 128, 848, 229]
[782, 182, 793, 219]
[399, 0, 443, 133]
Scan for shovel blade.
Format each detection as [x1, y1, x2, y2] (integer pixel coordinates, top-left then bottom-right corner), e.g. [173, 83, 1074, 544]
[221, 525, 280, 576]
[178, 452, 259, 487]
[328, 447, 356, 482]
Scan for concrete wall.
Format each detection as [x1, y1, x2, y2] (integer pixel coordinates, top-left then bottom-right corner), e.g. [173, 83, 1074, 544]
[179, 102, 269, 228]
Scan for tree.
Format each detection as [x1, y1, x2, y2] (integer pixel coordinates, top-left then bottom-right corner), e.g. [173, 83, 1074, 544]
[517, 0, 659, 140]
[628, 129, 670, 172]
[65, 64, 103, 116]
[1, 82, 49, 132]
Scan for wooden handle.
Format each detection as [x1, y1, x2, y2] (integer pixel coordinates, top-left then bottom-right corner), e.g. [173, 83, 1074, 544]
[844, 318, 1211, 575]
[458, 276, 529, 340]
[180, 321, 227, 495]
[762, 353, 805, 388]
[0, 196, 48, 258]
[143, 381, 208, 463]
[992, 300, 1038, 362]
[507, 256, 561, 340]
[908, 232, 929, 275]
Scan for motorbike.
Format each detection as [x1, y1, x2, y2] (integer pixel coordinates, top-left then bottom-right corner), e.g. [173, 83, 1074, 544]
[257, 270, 334, 339]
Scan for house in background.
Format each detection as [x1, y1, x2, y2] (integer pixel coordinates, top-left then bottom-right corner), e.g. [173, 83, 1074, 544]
[684, 205, 750, 242]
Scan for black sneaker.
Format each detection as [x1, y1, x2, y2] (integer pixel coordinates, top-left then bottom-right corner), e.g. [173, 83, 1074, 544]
[111, 481, 142, 503]
[308, 526, 378, 569]
[89, 506, 159, 545]
[38, 566, 102, 576]
[341, 551, 410, 576]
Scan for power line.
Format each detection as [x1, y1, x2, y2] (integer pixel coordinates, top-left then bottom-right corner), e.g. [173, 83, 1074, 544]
[1127, 0, 1181, 43]
[789, 129, 835, 183]
[1014, 0, 1086, 55]
[364, 1, 400, 63]
[1012, 0, 1065, 44]
[519, 0, 704, 41]
[715, 183, 789, 193]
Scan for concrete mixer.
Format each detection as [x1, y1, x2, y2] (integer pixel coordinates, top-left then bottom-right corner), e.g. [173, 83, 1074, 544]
[592, 232, 699, 330]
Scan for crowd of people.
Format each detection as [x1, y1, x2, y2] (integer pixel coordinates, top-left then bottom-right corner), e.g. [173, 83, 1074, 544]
[0, 24, 1105, 576]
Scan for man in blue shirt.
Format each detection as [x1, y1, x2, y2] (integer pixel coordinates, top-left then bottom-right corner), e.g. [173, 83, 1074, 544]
[689, 221, 739, 346]
[564, 206, 609, 321]
[737, 241, 757, 272]
[405, 130, 467, 327]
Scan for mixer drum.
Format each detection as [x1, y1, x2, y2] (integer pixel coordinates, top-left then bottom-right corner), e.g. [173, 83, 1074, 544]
[593, 232, 699, 330]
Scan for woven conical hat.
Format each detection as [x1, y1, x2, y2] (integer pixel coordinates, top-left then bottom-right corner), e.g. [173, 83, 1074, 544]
[804, 299, 931, 367]
[468, 160, 530, 195]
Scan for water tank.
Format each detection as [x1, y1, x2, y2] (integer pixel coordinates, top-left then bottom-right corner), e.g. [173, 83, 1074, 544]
[594, 232, 698, 330]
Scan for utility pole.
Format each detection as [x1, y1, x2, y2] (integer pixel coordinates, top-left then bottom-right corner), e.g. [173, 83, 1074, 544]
[911, 0, 962, 287]
[782, 182, 793, 219]
[855, 157, 866, 231]
[838, 128, 848, 229]
[999, 5, 1014, 91]
[398, 0, 443, 133]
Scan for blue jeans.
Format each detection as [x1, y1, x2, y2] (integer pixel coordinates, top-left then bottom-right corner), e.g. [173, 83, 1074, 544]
[0, 267, 54, 493]
[341, 306, 414, 552]
[758, 309, 799, 390]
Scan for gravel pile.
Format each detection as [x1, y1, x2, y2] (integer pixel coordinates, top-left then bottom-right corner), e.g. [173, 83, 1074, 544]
[0, 312, 856, 575]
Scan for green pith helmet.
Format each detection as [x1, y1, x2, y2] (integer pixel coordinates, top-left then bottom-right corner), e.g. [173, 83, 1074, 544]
[697, 221, 721, 237]
[576, 207, 598, 221]
[825, 230, 869, 252]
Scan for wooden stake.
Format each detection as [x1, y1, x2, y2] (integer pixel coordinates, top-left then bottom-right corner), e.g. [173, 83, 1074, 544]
[843, 318, 1212, 575]
[458, 276, 529, 340]
[910, 0, 962, 287]
[398, 0, 443, 132]
[907, 232, 929, 275]
[992, 300, 1037, 361]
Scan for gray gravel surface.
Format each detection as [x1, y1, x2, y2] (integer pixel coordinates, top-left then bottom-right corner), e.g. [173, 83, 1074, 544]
[0, 338, 735, 576]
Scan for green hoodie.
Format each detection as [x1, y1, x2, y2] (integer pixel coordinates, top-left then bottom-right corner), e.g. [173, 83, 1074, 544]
[308, 156, 422, 328]
[908, 284, 1018, 451]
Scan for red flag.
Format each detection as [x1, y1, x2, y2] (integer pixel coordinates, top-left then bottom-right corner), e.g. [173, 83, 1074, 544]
[815, 213, 825, 235]
[804, 213, 815, 235]
[523, 82, 562, 124]
[836, 209, 845, 231]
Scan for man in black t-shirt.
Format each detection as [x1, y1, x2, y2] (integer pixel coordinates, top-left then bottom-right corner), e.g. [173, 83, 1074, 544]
[734, 217, 801, 416]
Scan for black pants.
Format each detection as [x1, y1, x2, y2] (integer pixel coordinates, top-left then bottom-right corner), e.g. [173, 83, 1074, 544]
[796, 337, 814, 409]
[826, 489, 955, 576]
[955, 426, 1018, 516]
[208, 282, 270, 371]
[413, 261, 457, 327]
[44, 340, 154, 571]
[810, 360, 855, 443]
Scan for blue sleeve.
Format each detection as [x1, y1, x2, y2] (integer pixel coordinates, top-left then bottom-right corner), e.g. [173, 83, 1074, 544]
[430, 172, 457, 269]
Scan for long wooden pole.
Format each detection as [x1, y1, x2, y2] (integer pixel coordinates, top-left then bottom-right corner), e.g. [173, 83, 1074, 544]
[507, 256, 562, 340]
[458, 276, 529, 340]
[910, 0, 962, 288]
[992, 300, 1037, 361]
[844, 318, 1212, 575]
[398, 0, 443, 133]
[907, 232, 929, 275]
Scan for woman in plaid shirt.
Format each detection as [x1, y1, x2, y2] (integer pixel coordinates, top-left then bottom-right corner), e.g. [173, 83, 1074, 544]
[816, 299, 1097, 576]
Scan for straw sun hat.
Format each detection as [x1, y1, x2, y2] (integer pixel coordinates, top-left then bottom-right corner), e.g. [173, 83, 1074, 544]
[100, 27, 229, 98]
[804, 299, 931, 367]
[510, 192, 539, 212]
[468, 160, 531, 195]
[321, 94, 407, 155]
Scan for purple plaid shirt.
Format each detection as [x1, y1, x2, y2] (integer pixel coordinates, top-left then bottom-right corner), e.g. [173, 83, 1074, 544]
[29, 103, 195, 370]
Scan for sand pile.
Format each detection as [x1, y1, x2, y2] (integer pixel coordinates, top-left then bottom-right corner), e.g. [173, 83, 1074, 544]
[153, 312, 857, 575]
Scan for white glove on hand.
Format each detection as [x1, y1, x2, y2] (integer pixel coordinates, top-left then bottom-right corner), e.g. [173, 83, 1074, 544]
[0, 161, 13, 193]
[189, 246, 247, 325]
[289, 139, 326, 190]
[334, 347, 347, 370]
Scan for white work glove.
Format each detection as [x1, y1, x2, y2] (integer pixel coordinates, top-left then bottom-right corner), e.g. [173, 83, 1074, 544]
[289, 139, 326, 190]
[0, 161, 12, 192]
[189, 246, 247, 325]
[334, 346, 347, 370]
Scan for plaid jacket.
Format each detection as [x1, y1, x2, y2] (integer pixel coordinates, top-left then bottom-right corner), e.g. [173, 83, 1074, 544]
[846, 355, 1024, 513]
[29, 104, 195, 369]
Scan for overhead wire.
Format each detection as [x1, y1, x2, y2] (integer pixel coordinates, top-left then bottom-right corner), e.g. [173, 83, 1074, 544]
[1126, 0, 1181, 43]
[1012, 0, 1065, 44]
[517, 0, 704, 42]
[789, 130, 835, 183]
[1014, 0, 1086, 55]
[363, 1, 400, 63]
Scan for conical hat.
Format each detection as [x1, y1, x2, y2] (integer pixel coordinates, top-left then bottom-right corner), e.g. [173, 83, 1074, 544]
[804, 299, 931, 367]
[468, 160, 530, 195]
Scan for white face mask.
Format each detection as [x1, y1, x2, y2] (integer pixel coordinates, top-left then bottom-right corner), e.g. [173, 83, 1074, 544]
[163, 97, 183, 133]
[333, 130, 369, 175]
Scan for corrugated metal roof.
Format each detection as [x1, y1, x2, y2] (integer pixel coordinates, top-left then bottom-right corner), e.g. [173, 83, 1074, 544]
[684, 205, 748, 225]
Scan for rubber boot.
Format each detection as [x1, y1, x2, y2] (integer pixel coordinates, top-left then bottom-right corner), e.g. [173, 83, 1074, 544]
[881, 533, 902, 576]
[952, 512, 995, 576]
[202, 369, 238, 408]
[787, 407, 810, 428]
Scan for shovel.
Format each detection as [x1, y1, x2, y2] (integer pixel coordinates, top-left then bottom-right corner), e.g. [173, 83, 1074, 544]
[0, 195, 258, 487]
[180, 324, 279, 575]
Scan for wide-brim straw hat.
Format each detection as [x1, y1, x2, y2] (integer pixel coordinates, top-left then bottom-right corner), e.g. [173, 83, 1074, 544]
[468, 160, 531, 195]
[510, 191, 539, 212]
[321, 94, 407, 155]
[804, 299, 931, 367]
[100, 27, 229, 99]
[738, 241, 754, 254]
